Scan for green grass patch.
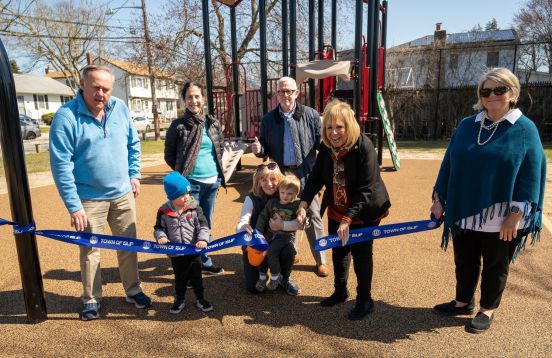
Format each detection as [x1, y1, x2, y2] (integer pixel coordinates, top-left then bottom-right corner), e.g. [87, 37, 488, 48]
[0, 152, 51, 177]
[140, 140, 165, 154]
[395, 140, 449, 151]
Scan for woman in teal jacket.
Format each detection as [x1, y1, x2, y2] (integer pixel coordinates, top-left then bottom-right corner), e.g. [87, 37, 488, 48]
[431, 67, 546, 334]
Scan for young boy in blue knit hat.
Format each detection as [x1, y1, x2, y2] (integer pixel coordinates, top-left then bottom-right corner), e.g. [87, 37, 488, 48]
[154, 171, 213, 314]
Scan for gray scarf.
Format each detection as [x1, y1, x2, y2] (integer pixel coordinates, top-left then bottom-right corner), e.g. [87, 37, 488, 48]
[180, 109, 206, 176]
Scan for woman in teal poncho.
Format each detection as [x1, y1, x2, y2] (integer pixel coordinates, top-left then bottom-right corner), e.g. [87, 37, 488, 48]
[430, 68, 546, 334]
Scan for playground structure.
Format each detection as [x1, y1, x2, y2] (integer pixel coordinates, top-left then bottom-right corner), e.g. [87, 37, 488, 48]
[202, 0, 389, 164]
[0, 0, 390, 324]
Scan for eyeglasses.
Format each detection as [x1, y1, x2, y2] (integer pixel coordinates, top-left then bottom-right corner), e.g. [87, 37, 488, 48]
[277, 89, 297, 96]
[256, 162, 278, 171]
[479, 86, 511, 97]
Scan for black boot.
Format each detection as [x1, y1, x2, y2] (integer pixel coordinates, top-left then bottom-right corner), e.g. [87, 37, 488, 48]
[320, 289, 349, 307]
[347, 298, 374, 320]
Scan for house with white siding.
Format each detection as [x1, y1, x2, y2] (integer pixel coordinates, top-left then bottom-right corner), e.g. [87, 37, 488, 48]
[14, 74, 74, 120]
[92, 57, 180, 119]
[385, 24, 521, 88]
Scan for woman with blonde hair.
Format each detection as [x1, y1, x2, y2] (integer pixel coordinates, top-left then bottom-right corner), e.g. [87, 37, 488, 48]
[431, 67, 546, 334]
[236, 162, 300, 295]
[297, 100, 391, 320]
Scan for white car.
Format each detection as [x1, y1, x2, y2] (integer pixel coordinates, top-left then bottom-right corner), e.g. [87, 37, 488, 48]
[132, 116, 152, 132]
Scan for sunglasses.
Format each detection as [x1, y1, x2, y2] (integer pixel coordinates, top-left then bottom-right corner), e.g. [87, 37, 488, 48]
[479, 86, 510, 97]
[277, 89, 297, 96]
[256, 162, 278, 171]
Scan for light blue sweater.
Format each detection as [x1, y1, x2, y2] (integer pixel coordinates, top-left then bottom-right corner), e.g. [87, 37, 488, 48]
[49, 90, 141, 213]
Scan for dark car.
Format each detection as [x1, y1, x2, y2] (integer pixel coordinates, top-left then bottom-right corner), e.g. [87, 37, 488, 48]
[19, 115, 41, 140]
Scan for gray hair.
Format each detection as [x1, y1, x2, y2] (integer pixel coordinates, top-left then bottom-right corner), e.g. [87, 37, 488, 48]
[81, 64, 115, 82]
[277, 76, 297, 89]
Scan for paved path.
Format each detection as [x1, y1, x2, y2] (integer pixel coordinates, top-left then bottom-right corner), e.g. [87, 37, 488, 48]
[0, 155, 550, 356]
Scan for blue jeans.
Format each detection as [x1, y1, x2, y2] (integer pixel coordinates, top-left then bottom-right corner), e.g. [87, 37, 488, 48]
[189, 177, 221, 268]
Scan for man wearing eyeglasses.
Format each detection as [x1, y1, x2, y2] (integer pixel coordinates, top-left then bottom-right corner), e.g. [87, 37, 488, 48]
[252, 76, 329, 277]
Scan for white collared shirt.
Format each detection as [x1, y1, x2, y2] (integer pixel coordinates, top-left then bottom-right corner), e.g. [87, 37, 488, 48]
[474, 108, 522, 124]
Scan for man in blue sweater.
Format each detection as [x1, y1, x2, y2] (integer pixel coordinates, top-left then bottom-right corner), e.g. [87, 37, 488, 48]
[50, 64, 152, 321]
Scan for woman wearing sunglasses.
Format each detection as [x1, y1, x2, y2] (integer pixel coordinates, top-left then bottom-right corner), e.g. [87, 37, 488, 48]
[297, 100, 391, 320]
[236, 162, 300, 295]
[431, 67, 546, 334]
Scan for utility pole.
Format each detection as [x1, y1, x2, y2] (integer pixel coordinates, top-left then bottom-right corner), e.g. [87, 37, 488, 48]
[141, 0, 160, 141]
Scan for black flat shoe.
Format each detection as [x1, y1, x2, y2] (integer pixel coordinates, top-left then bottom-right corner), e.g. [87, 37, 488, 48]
[465, 312, 494, 334]
[432, 300, 475, 316]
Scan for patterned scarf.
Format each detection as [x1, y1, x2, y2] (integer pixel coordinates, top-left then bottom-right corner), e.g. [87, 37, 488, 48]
[180, 109, 206, 176]
[328, 147, 362, 224]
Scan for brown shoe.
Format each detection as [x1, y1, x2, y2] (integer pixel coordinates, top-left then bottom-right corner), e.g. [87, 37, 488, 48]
[317, 264, 330, 277]
[294, 256, 300, 265]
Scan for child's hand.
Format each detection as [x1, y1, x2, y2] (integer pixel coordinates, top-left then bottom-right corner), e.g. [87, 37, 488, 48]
[157, 237, 170, 245]
[196, 241, 207, 249]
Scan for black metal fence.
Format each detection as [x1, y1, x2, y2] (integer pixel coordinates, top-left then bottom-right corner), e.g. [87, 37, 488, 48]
[384, 41, 552, 140]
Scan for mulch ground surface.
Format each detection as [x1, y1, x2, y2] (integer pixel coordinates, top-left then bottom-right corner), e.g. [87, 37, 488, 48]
[0, 155, 550, 357]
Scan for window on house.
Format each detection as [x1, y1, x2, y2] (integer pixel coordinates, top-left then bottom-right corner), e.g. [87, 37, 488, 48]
[132, 77, 150, 89]
[33, 94, 49, 110]
[448, 54, 459, 70]
[131, 99, 143, 112]
[166, 101, 173, 111]
[486, 51, 499, 68]
[60, 96, 72, 104]
[155, 79, 165, 90]
[168, 81, 175, 89]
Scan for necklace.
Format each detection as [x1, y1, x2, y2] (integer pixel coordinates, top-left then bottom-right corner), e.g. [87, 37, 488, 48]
[477, 117, 506, 146]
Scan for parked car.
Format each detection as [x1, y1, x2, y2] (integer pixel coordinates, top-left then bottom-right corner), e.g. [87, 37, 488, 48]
[132, 116, 152, 132]
[19, 114, 43, 125]
[19, 115, 41, 140]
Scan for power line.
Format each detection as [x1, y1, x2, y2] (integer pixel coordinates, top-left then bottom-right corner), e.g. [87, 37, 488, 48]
[0, 30, 142, 43]
[1, 12, 132, 30]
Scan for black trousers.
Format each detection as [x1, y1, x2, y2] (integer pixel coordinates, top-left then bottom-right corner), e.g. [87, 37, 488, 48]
[241, 243, 296, 294]
[329, 219, 374, 302]
[266, 235, 294, 276]
[453, 230, 521, 309]
[170, 254, 203, 301]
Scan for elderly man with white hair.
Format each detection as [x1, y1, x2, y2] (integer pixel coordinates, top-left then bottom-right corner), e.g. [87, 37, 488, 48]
[251, 76, 328, 286]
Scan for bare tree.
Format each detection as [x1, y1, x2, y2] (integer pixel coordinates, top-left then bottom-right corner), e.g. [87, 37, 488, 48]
[514, 0, 552, 74]
[0, 0, 115, 93]
[119, 0, 355, 88]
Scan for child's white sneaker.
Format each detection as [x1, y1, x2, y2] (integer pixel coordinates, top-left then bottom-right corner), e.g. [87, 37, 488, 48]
[169, 300, 185, 314]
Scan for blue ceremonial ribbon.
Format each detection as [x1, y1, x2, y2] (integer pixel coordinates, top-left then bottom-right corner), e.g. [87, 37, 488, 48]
[315, 218, 442, 251]
[34, 229, 268, 255]
[0, 217, 268, 255]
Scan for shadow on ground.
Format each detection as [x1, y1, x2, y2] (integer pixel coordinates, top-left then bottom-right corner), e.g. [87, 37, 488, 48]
[2, 251, 470, 343]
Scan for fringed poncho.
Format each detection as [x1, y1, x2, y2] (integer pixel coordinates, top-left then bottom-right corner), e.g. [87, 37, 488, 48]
[434, 112, 546, 260]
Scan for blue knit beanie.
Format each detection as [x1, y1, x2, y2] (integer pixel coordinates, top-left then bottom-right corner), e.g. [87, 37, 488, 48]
[164, 171, 191, 200]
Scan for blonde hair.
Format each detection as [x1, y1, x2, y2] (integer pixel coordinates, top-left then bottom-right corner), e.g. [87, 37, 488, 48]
[321, 100, 361, 150]
[251, 162, 284, 197]
[279, 174, 301, 195]
[473, 67, 520, 111]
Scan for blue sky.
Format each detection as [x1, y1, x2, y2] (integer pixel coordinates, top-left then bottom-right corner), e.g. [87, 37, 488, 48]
[5, 0, 527, 73]
[386, 0, 524, 47]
